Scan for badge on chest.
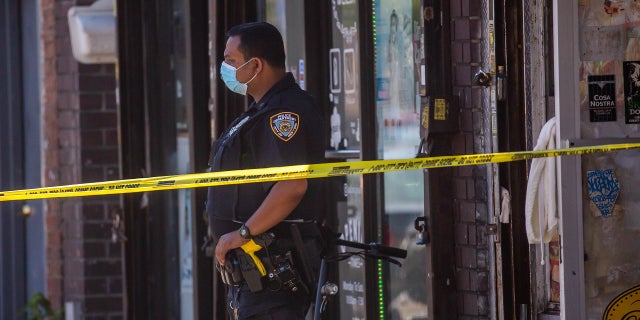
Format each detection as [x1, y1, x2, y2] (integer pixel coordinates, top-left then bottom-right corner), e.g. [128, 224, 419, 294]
[270, 112, 300, 142]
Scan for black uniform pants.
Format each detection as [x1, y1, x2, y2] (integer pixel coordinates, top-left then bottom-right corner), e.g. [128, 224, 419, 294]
[227, 289, 310, 320]
[225, 237, 323, 319]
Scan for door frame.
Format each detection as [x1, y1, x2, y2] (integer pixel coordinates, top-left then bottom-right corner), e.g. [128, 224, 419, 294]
[0, 1, 27, 318]
[553, 1, 585, 319]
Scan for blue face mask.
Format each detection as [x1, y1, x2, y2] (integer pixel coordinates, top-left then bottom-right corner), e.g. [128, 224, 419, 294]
[220, 59, 258, 95]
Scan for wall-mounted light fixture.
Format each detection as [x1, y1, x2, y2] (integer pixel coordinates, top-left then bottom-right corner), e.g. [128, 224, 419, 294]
[67, 0, 116, 64]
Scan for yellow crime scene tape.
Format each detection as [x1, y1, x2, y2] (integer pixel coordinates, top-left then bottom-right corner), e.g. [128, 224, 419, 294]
[1, 143, 639, 202]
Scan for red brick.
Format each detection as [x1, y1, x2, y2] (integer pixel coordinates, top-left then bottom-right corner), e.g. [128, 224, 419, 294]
[105, 167, 118, 180]
[82, 166, 106, 183]
[65, 259, 85, 280]
[456, 165, 473, 177]
[108, 243, 121, 258]
[82, 203, 106, 220]
[462, 42, 471, 63]
[63, 239, 84, 259]
[84, 242, 107, 259]
[46, 213, 62, 229]
[460, 110, 472, 131]
[83, 222, 111, 238]
[455, 177, 467, 198]
[454, 19, 470, 40]
[462, 293, 480, 315]
[457, 246, 477, 269]
[58, 92, 80, 110]
[80, 112, 117, 129]
[102, 64, 115, 74]
[457, 269, 471, 290]
[65, 220, 83, 239]
[80, 93, 104, 110]
[65, 279, 86, 298]
[54, 1, 74, 17]
[58, 109, 78, 128]
[465, 133, 474, 154]
[104, 93, 116, 110]
[452, 42, 464, 64]
[59, 149, 79, 166]
[470, 42, 481, 64]
[59, 165, 81, 184]
[470, 19, 481, 40]
[63, 202, 82, 220]
[455, 65, 472, 86]
[459, 201, 476, 223]
[44, 41, 56, 57]
[57, 56, 77, 74]
[471, 270, 487, 291]
[104, 129, 117, 145]
[469, 224, 477, 245]
[461, 0, 470, 16]
[79, 64, 104, 74]
[451, 0, 462, 17]
[466, 179, 475, 199]
[81, 130, 103, 146]
[455, 223, 469, 245]
[59, 128, 80, 147]
[108, 278, 123, 294]
[55, 37, 72, 55]
[59, 74, 77, 91]
[78, 74, 116, 92]
[84, 296, 122, 313]
[85, 260, 121, 277]
[84, 278, 109, 295]
[47, 260, 63, 277]
[469, 1, 482, 17]
[82, 148, 118, 166]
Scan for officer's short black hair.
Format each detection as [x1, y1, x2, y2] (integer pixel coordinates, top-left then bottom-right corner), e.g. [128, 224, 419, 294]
[226, 22, 286, 69]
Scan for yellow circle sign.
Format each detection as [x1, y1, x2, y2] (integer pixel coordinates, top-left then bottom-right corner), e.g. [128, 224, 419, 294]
[603, 285, 640, 320]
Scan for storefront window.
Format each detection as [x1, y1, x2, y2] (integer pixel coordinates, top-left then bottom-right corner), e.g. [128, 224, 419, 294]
[577, 1, 640, 318]
[265, 0, 307, 89]
[375, 0, 429, 319]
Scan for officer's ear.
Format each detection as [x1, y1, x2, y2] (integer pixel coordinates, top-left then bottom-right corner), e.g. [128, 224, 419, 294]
[253, 57, 264, 74]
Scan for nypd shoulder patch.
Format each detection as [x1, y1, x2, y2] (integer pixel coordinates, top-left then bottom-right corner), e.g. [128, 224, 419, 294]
[270, 112, 300, 142]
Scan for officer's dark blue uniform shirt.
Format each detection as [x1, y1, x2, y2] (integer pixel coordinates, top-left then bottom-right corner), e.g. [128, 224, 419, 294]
[206, 73, 324, 238]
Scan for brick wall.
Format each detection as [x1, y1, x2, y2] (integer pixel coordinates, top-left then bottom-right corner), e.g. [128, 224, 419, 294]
[42, 0, 123, 318]
[451, 0, 491, 319]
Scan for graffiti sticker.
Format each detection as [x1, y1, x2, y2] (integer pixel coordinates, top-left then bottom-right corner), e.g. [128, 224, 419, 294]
[587, 169, 620, 217]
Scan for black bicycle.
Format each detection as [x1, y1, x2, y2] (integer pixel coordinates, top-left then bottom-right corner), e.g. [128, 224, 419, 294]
[312, 236, 408, 319]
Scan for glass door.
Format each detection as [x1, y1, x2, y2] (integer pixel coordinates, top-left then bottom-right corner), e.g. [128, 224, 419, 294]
[577, 4, 640, 315]
[375, 1, 429, 319]
[556, 1, 640, 318]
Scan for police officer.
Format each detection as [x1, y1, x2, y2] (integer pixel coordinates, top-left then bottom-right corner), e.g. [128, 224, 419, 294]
[207, 22, 325, 319]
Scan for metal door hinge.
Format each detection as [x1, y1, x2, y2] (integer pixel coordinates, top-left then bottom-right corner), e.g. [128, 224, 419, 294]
[487, 223, 500, 242]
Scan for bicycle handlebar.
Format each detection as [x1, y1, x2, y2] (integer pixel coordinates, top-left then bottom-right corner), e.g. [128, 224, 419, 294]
[334, 238, 407, 259]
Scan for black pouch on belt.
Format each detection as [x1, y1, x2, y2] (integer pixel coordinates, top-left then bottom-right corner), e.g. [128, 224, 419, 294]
[216, 251, 244, 287]
[235, 248, 265, 292]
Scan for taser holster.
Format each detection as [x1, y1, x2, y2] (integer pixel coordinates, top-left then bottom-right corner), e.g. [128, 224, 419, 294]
[231, 233, 275, 292]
